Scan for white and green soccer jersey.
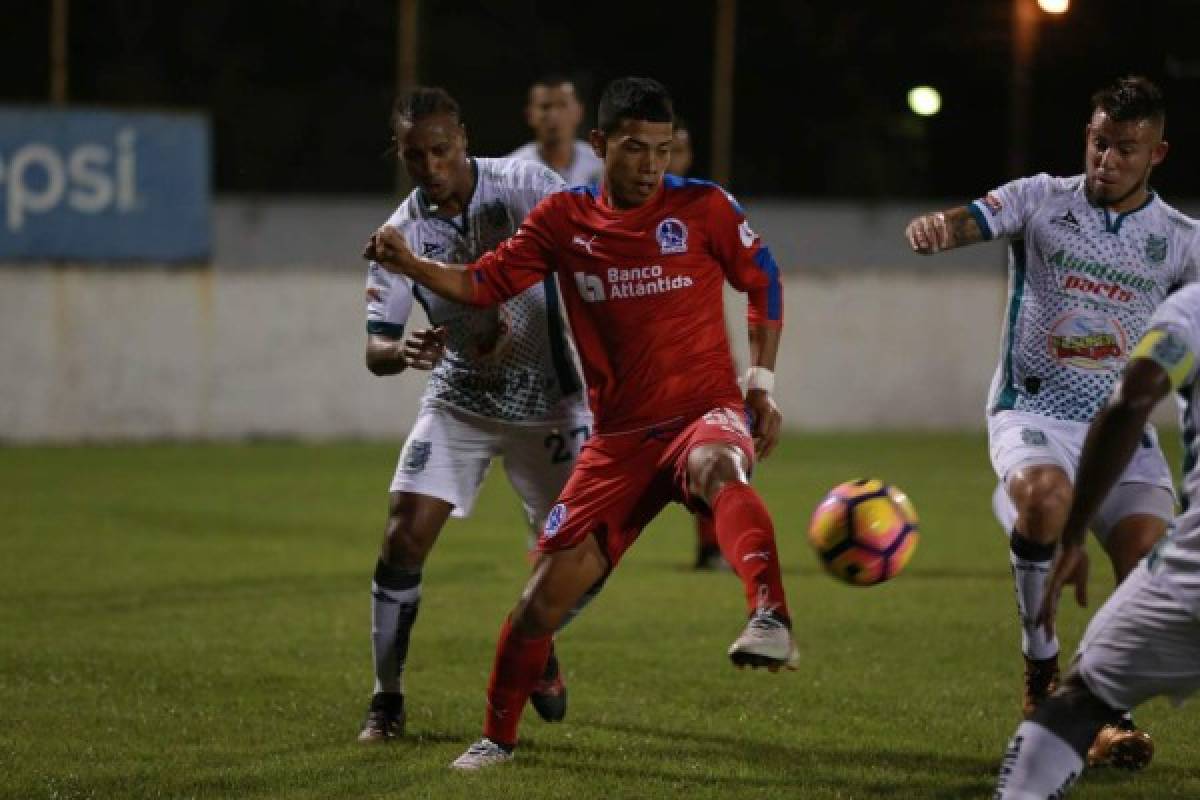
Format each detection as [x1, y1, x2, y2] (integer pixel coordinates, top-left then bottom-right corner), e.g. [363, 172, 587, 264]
[970, 173, 1200, 422]
[365, 157, 584, 422]
[1136, 283, 1200, 613]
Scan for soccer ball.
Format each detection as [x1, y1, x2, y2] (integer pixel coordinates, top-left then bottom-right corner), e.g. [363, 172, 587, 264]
[807, 479, 919, 587]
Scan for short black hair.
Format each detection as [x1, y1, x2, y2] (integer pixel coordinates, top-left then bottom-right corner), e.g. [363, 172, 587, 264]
[596, 77, 673, 135]
[391, 87, 461, 131]
[532, 74, 575, 91]
[1091, 76, 1165, 126]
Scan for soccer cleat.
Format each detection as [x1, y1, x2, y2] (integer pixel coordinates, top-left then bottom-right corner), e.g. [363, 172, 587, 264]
[450, 737, 514, 770]
[357, 692, 405, 742]
[727, 609, 800, 671]
[1088, 722, 1154, 770]
[1021, 654, 1060, 718]
[530, 649, 567, 723]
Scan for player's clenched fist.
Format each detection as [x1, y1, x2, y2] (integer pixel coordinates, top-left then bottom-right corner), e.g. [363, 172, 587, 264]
[745, 389, 782, 459]
[402, 326, 447, 371]
[905, 211, 951, 254]
[363, 225, 416, 273]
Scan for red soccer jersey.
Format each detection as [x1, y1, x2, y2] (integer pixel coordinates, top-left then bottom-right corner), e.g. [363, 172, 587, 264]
[467, 175, 783, 434]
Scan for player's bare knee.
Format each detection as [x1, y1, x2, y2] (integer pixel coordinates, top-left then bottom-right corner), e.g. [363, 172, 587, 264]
[510, 593, 561, 637]
[381, 497, 436, 569]
[1011, 472, 1072, 543]
[687, 444, 747, 505]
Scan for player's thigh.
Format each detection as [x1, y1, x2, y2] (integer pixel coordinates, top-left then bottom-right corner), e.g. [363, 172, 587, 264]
[1092, 432, 1175, 538]
[1076, 562, 1200, 711]
[389, 403, 495, 518]
[988, 410, 1077, 485]
[501, 412, 593, 529]
[539, 433, 669, 568]
[665, 407, 755, 510]
[989, 412, 1076, 528]
[1092, 483, 1173, 549]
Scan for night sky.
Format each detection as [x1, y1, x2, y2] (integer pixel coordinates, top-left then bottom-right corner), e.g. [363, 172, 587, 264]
[5, 0, 1198, 199]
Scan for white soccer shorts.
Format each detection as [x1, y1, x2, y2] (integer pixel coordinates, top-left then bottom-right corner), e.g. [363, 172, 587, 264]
[1076, 559, 1200, 711]
[390, 399, 592, 529]
[988, 409, 1175, 539]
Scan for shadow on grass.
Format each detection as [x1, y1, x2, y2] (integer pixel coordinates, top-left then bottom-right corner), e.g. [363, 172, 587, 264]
[545, 720, 1200, 796]
[655, 560, 1012, 583]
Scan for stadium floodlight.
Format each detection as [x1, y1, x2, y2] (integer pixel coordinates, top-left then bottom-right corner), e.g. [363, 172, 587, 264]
[907, 86, 942, 117]
[1037, 0, 1069, 12]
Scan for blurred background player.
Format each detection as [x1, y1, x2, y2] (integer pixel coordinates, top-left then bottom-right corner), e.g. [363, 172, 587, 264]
[906, 75, 1198, 767]
[668, 115, 694, 177]
[358, 87, 593, 742]
[366, 75, 795, 771]
[508, 75, 603, 187]
[996, 282, 1200, 798]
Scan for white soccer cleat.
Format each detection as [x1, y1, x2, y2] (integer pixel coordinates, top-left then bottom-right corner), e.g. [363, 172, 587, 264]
[450, 737, 515, 770]
[727, 610, 800, 671]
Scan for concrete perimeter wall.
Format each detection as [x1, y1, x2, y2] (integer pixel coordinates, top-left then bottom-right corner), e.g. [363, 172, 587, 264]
[1, 267, 1011, 441]
[5, 194, 1189, 441]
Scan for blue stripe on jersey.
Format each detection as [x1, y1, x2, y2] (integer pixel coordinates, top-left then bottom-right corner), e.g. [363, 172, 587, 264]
[967, 201, 994, 241]
[367, 320, 406, 338]
[994, 240, 1027, 411]
[543, 274, 582, 396]
[753, 247, 784, 322]
[568, 184, 599, 199]
[1181, 387, 1197, 514]
[664, 175, 747, 214]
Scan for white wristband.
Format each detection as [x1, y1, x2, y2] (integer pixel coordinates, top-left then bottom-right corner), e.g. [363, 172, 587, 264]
[745, 367, 775, 392]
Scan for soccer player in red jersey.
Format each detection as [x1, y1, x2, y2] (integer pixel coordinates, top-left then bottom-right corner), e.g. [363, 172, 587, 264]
[365, 76, 795, 770]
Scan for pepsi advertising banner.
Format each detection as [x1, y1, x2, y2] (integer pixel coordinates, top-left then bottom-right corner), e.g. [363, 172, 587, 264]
[0, 108, 210, 262]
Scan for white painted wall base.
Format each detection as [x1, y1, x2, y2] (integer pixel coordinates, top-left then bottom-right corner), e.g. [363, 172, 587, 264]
[0, 266, 1173, 441]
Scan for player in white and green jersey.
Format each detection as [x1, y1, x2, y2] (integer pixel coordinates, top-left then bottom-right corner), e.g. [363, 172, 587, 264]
[358, 88, 591, 742]
[907, 76, 1200, 765]
[996, 281, 1200, 798]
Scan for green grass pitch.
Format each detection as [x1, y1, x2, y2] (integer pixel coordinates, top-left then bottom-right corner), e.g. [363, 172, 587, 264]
[3, 433, 1200, 799]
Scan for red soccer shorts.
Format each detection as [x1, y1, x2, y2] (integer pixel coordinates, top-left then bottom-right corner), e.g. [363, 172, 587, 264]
[537, 406, 755, 567]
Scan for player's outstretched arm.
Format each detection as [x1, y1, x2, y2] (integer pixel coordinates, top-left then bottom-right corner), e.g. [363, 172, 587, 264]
[904, 206, 984, 254]
[366, 326, 447, 376]
[1037, 357, 1173, 636]
[364, 225, 475, 304]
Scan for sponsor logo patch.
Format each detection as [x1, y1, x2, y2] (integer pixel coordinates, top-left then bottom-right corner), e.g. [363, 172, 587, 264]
[1052, 209, 1081, 230]
[1020, 428, 1048, 447]
[402, 440, 432, 473]
[572, 233, 598, 255]
[1146, 234, 1168, 264]
[421, 241, 444, 258]
[544, 503, 568, 538]
[574, 271, 606, 303]
[738, 219, 757, 248]
[1047, 311, 1127, 370]
[982, 193, 1003, 215]
[656, 217, 688, 254]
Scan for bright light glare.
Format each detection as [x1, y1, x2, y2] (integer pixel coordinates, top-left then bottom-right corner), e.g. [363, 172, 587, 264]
[1037, 0, 1069, 13]
[907, 86, 942, 117]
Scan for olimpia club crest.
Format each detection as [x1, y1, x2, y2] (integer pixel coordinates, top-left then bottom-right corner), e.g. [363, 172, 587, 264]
[1146, 234, 1168, 265]
[656, 218, 688, 254]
